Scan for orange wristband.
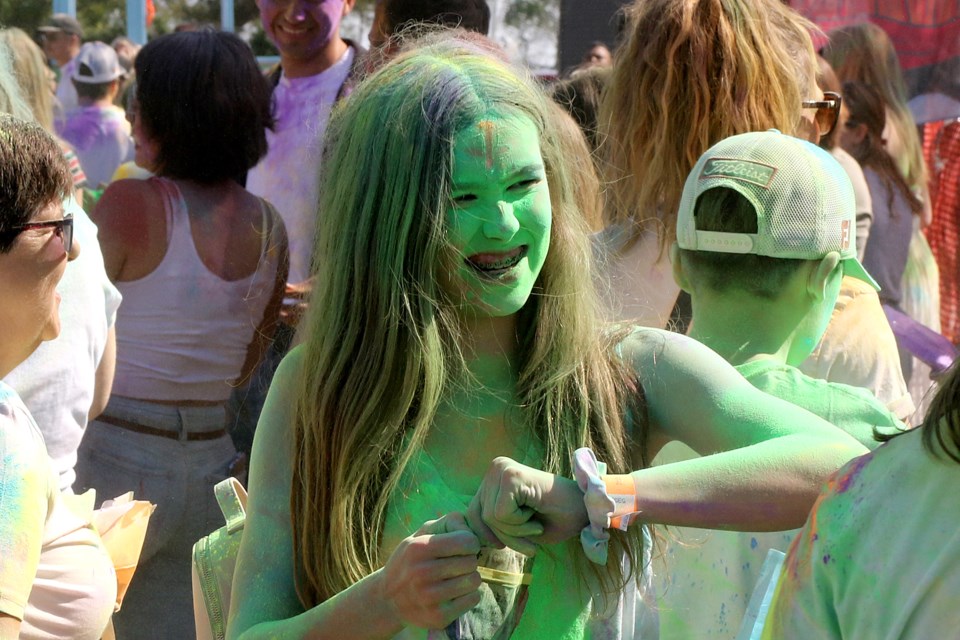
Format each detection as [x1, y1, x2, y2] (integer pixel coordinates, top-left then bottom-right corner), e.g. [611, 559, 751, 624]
[602, 474, 639, 531]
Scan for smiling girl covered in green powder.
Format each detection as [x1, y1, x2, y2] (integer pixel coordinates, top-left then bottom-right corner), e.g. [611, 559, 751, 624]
[227, 37, 867, 640]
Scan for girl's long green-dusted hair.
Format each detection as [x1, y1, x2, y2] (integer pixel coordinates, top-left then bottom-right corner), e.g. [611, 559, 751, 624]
[291, 36, 646, 607]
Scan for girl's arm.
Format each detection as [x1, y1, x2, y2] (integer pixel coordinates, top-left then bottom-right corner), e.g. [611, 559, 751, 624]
[621, 328, 868, 531]
[233, 212, 288, 388]
[227, 349, 481, 640]
[468, 329, 868, 547]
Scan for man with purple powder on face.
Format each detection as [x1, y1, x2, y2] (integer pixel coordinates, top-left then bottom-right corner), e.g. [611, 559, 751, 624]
[230, 0, 366, 457]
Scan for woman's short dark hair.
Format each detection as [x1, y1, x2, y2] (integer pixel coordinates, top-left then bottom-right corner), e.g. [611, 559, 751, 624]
[0, 114, 71, 252]
[134, 30, 273, 183]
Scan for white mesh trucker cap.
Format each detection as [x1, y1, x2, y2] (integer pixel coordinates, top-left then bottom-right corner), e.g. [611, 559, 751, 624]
[675, 129, 880, 290]
[73, 41, 124, 84]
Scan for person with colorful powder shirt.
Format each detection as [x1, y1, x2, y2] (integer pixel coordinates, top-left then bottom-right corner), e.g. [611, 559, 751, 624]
[226, 38, 868, 640]
[762, 359, 960, 639]
[657, 130, 907, 639]
[0, 113, 116, 640]
[57, 41, 132, 189]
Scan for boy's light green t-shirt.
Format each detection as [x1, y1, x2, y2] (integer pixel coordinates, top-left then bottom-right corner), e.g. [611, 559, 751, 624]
[654, 358, 904, 640]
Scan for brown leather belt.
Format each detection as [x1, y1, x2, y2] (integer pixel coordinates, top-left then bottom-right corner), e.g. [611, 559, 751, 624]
[97, 414, 228, 442]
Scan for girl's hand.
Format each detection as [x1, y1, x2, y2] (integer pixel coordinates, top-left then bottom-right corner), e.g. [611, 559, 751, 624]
[380, 513, 483, 630]
[466, 457, 588, 556]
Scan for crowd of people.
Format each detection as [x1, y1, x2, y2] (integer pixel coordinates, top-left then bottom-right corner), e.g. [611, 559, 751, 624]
[1, 0, 957, 639]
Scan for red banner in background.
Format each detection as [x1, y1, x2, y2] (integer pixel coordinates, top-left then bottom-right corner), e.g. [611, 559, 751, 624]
[790, 1, 959, 98]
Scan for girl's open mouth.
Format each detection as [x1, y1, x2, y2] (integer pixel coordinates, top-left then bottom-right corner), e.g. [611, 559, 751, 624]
[466, 246, 528, 277]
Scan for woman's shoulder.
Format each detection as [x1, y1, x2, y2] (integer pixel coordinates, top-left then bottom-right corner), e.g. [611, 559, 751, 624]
[94, 178, 163, 229]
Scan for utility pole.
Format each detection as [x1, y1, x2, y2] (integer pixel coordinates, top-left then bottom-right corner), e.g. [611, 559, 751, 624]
[126, 0, 147, 44]
[52, 0, 76, 16]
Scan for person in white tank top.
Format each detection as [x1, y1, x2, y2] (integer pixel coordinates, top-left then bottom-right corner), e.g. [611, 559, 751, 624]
[74, 31, 288, 640]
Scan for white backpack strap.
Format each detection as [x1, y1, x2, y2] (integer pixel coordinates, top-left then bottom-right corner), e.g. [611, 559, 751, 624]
[214, 477, 247, 534]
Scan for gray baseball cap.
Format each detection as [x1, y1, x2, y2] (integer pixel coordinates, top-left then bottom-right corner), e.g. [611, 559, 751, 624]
[37, 14, 84, 38]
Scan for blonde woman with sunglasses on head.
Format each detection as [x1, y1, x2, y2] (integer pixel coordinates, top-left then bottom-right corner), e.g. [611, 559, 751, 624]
[0, 114, 117, 640]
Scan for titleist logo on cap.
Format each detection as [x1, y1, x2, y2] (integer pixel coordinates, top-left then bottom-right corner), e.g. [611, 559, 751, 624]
[700, 158, 776, 188]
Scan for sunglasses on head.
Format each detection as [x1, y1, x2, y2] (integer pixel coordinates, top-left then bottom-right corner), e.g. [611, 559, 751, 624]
[801, 91, 842, 137]
[4, 214, 74, 254]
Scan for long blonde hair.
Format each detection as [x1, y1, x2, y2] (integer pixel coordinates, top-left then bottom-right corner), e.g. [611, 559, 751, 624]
[292, 37, 646, 607]
[823, 22, 928, 191]
[0, 29, 56, 133]
[600, 0, 817, 249]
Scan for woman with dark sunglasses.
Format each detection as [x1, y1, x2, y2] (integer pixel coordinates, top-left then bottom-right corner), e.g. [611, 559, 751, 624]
[0, 114, 118, 640]
[73, 30, 289, 639]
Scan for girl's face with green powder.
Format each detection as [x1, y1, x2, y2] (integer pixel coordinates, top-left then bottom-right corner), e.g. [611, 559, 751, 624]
[443, 111, 552, 319]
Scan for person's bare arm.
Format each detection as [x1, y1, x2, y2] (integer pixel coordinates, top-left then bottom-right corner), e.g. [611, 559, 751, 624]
[88, 327, 116, 421]
[468, 329, 868, 548]
[234, 216, 289, 388]
[621, 328, 867, 531]
[0, 613, 21, 639]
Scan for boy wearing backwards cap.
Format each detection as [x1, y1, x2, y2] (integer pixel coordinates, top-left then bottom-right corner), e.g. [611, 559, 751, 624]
[57, 41, 132, 189]
[658, 130, 905, 639]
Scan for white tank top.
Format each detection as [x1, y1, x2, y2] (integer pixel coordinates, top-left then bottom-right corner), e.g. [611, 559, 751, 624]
[113, 177, 283, 402]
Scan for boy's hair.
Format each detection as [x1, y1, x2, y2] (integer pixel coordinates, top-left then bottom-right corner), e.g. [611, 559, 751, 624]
[0, 114, 71, 252]
[679, 187, 810, 299]
[71, 41, 123, 101]
[72, 73, 114, 101]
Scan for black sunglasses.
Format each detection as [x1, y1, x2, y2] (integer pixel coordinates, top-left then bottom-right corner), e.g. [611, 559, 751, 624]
[802, 91, 842, 137]
[5, 214, 74, 253]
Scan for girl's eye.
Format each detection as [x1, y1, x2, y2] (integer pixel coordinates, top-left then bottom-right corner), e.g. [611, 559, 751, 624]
[510, 178, 541, 190]
[452, 194, 478, 204]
